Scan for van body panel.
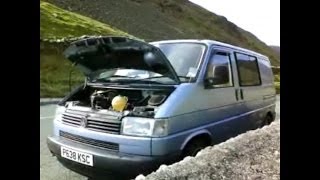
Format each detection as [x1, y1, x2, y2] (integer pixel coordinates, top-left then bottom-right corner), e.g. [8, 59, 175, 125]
[151, 103, 275, 156]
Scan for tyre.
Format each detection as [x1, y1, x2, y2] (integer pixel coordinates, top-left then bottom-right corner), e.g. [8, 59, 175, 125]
[260, 114, 274, 127]
[182, 138, 209, 157]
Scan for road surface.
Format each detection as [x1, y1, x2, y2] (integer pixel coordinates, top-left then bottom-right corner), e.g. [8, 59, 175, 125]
[40, 96, 280, 180]
[40, 105, 85, 180]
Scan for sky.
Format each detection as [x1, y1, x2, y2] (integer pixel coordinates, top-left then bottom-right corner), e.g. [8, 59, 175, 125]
[189, 0, 280, 46]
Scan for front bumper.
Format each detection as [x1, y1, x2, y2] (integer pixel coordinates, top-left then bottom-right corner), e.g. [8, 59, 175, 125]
[47, 136, 180, 178]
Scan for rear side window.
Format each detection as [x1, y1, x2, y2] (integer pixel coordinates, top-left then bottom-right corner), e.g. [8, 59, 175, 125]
[235, 53, 261, 86]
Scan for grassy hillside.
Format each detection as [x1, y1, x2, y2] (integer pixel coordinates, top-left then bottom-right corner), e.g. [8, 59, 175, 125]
[40, 1, 279, 97]
[40, 1, 132, 39]
[270, 46, 280, 58]
[40, 1, 133, 97]
[44, 0, 280, 66]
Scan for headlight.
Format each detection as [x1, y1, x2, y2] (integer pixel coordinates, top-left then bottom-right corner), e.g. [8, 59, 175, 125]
[54, 105, 66, 122]
[121, 117, 168, 137]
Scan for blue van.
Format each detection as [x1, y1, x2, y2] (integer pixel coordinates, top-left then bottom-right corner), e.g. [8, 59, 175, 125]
[47, 36, 276, 178]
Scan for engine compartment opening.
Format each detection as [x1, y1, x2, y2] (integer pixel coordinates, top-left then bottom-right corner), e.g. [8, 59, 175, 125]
[64, 85, 174, 118]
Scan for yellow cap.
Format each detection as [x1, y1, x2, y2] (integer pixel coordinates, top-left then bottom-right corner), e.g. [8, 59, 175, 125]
[111, 95, 128, 112]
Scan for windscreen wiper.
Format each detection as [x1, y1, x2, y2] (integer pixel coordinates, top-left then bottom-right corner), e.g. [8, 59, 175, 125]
[91, 75, 165, 85]
[90, 75, 134, 82]
[144, 76, 193, 81]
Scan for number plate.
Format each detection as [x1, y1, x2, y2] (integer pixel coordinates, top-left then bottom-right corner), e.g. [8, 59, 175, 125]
[61, 146, 93, 166]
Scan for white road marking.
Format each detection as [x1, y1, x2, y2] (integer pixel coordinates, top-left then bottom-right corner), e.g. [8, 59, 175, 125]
[40, 116, 54, 120]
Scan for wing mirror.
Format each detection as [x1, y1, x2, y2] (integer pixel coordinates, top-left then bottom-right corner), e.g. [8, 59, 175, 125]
[204, 66, 229, 88]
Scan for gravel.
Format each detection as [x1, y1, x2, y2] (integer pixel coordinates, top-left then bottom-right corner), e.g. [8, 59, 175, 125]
[136, 98, 280, 180]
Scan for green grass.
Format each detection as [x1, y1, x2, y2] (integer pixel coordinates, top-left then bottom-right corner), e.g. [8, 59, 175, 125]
[40, 1, 133, 97]
[40, 1, 132, 40]
[274, 74, 280, 82]
[274, 74, 280, 94]
[274, 81, 280, 94]
[40, 45, 83, 97]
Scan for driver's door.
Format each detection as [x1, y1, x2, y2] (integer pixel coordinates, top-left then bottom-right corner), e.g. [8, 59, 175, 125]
[202, 47, 244, 143]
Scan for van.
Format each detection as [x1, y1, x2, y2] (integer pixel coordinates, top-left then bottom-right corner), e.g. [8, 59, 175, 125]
[47, 36, 276, 178]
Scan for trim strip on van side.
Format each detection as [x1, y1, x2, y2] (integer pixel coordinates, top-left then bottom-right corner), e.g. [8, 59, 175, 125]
[263, 94, 276, 100]
[165, 104, 276, 138]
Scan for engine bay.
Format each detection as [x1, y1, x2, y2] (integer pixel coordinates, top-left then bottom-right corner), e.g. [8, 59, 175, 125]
[64, 85, 174, 118]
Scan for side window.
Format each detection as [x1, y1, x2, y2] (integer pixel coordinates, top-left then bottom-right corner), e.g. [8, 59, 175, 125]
[235, 53, 261, 86]
[205, 51, 233, 88]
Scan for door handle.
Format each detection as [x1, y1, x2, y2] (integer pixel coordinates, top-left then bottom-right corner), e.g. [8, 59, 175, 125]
[240, 89, 244, 100]
[235, 89, 239, 101]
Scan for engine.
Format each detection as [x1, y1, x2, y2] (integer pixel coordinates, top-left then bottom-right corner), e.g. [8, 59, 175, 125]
[66, 86, 173, 117]
[90, 90, 118, 110]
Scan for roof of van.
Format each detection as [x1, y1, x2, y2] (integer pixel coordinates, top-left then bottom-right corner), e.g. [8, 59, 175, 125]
[150, 39, 269, 60]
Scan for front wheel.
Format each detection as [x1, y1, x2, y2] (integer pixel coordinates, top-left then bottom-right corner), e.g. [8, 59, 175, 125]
[182, 139, 209, 157]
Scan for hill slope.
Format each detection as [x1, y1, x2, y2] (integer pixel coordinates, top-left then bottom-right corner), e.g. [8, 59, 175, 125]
[40, 1, 132, 40]
[40, 1, 133, 97]
[44, 0, 279, 66]
[270, 45, 280, 58]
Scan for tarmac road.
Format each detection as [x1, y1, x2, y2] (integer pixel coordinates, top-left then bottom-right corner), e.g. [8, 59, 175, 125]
[40, 104, 86, 180]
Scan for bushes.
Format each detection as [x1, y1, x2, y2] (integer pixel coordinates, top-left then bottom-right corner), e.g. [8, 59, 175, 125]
[158, 0, 183, 13]
[274, 81, 280, 94]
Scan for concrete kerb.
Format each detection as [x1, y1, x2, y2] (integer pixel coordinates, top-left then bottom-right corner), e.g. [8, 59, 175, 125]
[40, 98, 62, 106]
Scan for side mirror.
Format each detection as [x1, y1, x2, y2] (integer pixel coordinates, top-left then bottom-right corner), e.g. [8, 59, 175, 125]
[204, 66, 229, 88]
[204, 78, 214, 88]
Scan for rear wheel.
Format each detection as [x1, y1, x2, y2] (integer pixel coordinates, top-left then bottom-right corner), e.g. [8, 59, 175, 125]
[261, 114, 274, 127]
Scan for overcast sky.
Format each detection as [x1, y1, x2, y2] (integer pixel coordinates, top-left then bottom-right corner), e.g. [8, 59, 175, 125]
[189, 0, 280, 46]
